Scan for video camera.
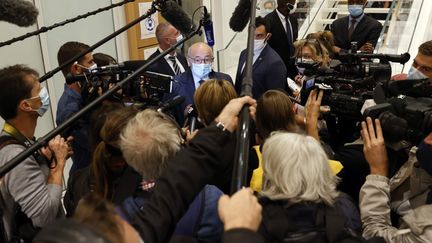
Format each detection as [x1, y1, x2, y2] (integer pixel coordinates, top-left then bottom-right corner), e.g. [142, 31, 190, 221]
[300, 51, 410, 119]
[364, 78, 432, 145]
[66, 60, 174, 107]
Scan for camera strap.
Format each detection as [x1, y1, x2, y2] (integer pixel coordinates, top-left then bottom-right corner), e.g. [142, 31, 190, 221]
[2, 123, 33, 148]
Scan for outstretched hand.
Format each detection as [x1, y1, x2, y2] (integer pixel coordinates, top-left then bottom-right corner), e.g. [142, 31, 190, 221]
[218, 188, 262, 231]
[361, 117, 388, 177]
[305, 89, 323, 141]
[215, 96, 257, 133]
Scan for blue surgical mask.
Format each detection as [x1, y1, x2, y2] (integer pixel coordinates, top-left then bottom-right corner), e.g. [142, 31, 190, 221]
[264, 8, 273, 14]
[348, 5, 364, 18]
[191, 63, 212, 79]
[254, 39, 266, 53]
[407, 66, 428, 79]
[27, 87, 50, 117]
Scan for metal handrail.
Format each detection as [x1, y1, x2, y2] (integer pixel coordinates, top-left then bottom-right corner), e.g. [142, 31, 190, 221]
[216, 33, 238, 71]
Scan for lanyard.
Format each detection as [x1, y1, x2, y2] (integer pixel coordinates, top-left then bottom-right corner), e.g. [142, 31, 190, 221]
[2, 122, 33, 147]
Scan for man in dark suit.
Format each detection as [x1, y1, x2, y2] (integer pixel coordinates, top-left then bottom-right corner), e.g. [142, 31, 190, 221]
[146, 22, 189, 76]
[331, 0, 383, 53]
[169, 42, 233, 126]
[235, 17, 287, 99]
[265, 0, 298, 79]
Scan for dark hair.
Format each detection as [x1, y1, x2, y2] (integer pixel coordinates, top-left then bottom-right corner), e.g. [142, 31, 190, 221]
[57, 41, 90, 77]
[419, 40, 432, 56]
[91, 107, 138, 199]
[0, 65, 39, 120]
[255, 16, 269, 33]
[256, 90, 298, 140]
[74, 194, 123, 243]
[93, 53, 117, 67]
[306, 31, 336, 58]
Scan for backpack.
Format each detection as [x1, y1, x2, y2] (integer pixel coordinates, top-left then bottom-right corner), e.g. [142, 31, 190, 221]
[0, 136, 41, 243]
[259, 197, 384, 243]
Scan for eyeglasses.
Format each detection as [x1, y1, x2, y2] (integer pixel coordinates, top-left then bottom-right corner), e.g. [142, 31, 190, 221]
[188, 57, 214, 64]
[413, 60, 432, 74]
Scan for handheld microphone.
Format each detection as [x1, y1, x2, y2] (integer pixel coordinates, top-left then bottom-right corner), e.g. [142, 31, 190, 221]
[202, 6, 215, 47]
[157, 95, 185, 113]
[229, 0, 252, 32]
[183, 104, 198, 132]
[160, 1, 194, 35]
[0, 0, 39, 27]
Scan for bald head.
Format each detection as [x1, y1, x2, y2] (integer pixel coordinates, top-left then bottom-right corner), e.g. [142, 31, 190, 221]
[156, 22, 180, 51]
[188, 42, 213, 58]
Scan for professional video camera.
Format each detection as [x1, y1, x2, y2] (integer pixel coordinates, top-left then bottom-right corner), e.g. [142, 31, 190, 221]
[299, 51, 411, 119]
[65, 60, 174, 107]
[364, 78, 432, 145]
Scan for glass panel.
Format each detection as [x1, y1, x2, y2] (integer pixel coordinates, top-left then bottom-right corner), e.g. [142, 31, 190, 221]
[375, 0, 425, 74]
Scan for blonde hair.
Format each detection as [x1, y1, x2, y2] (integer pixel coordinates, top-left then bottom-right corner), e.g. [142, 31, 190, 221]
[194, 79, 237, 125]
[294, 39, 330, 68]
[120, 109, 181, 179]
[260, 132, 339, 205]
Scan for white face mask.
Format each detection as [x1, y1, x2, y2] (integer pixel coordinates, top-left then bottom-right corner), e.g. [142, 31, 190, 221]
[254, 39, 266, 53]
[297, 57, 316, 65]
[176, 34, 184, 49]
[76, 62, 98, 73]
[191, 63, 212, 79]
[287, 2, 297, 14]
[407, 66, 428, 79]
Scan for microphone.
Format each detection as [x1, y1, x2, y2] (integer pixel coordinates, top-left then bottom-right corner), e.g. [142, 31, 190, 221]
[0, 0, 39, 27]
[202, 6, 215, 47]
[229, 0, 252, 32]
[183, 104, 198, 132]
[160, 1, 194, 35]
[157, 95, 185, 113]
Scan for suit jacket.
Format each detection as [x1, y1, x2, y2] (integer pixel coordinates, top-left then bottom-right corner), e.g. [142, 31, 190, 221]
[146, 49, 189, 76]
[169, 69, 233, 126]
[265, 11, 298, 79]
[235, 45, 287, 99]
[331, 15, 383, 51]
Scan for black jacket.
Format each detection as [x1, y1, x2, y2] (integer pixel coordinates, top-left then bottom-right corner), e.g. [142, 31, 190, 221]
[265, 11, 299, 79]
[331, 14, 383, 51]
[146, 49, 189, 76]
[235, 45, 287, 99]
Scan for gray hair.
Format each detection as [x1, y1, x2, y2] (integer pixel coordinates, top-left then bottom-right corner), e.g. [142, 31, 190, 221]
[119, 109, 181, 179]
[259, 132, 339, 205]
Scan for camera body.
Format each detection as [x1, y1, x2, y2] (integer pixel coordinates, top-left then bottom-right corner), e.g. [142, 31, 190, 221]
[364, 79, 432, 144]
[299, 52, 410, 119]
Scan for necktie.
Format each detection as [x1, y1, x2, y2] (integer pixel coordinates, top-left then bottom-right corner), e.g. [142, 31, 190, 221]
[285, 17, 294, 54]
[348, 19, 357, 40]
[168, 56, 181, 75]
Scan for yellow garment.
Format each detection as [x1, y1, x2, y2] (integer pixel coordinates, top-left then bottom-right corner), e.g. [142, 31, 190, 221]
[250, 146, 263, 192]
[249, 146, 344, 192]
